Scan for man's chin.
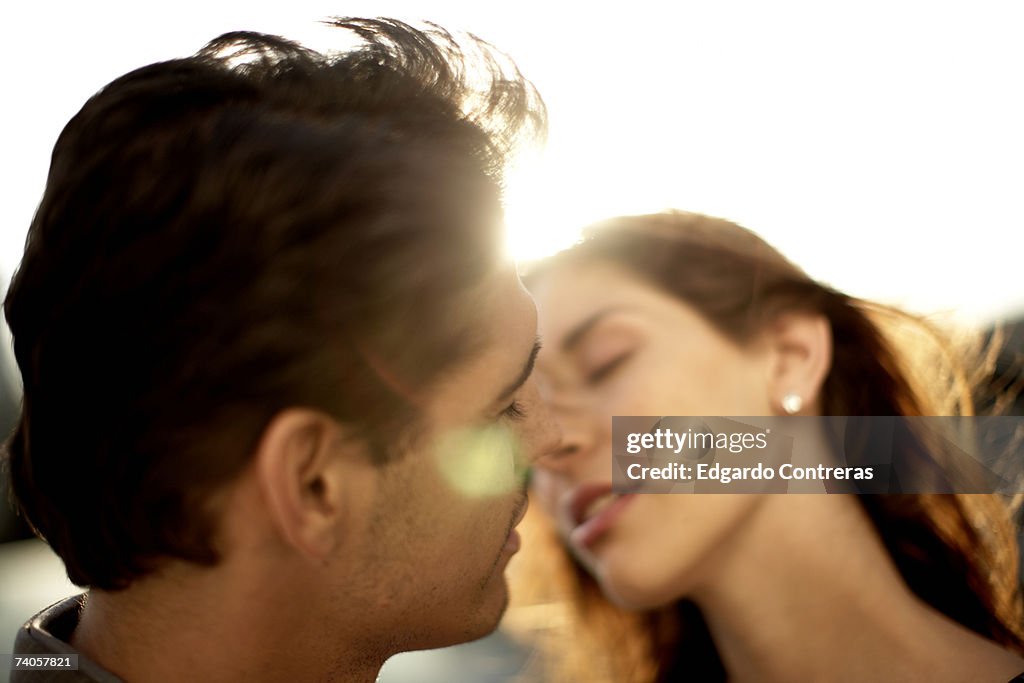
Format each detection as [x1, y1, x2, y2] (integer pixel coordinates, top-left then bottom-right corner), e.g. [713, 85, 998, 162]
[393, 577, 510, 654]
[458, 575, 510, 644]
[475, 572, 515, 636]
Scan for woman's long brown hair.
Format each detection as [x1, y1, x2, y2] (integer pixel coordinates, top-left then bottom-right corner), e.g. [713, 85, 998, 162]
[508, 211, 1023, 682]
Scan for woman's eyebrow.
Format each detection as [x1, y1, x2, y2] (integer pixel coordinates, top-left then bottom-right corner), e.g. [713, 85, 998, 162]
[561, 307, 629, 352]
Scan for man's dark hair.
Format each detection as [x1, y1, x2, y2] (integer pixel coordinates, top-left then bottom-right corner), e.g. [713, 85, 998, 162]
[2, 18, 545, 590]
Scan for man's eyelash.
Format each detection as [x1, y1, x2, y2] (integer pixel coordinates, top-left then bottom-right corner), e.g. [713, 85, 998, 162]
[501, 400, 527, 421]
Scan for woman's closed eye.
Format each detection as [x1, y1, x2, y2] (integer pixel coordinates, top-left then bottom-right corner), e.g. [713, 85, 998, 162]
[584, 351, 633, 384]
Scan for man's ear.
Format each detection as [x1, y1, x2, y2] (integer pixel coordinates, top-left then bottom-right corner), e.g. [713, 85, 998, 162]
[765, 312, 833, 415]
[254, 409, 364, 561]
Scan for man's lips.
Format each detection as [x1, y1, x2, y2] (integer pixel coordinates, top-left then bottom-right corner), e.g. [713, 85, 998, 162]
[502, 494, 529, 555]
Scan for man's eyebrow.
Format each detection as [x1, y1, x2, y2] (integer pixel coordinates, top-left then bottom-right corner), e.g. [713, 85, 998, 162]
[494, 337, 542, 404]
[561, 307, 626, 352]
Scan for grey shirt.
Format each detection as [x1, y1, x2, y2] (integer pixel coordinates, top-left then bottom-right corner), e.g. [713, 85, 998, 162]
[10, 595, 123, 683]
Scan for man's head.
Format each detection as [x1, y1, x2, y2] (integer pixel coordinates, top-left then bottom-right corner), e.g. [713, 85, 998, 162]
[3, 18, 553, 651]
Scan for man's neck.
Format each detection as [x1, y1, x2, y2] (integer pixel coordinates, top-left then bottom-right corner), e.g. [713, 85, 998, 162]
[70, 565, 384, 683]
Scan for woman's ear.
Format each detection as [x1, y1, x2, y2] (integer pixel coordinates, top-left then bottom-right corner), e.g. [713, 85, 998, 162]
[765, 312, 833, 415]
[253, 409, 362, 561]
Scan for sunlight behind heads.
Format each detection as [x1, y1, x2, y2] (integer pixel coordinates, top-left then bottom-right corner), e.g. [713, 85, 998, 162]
[4, 2, 1023, 326]
[494, 2, 1024, 324]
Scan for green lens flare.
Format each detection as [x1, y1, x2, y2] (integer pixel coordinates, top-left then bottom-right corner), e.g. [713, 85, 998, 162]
[435, 423, 524, 497]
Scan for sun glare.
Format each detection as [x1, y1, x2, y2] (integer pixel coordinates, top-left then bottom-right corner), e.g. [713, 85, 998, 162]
[4, 3, 1023, 323]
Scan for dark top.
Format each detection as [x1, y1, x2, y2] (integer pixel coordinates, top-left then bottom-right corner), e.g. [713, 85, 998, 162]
[10, 595, 123, 682]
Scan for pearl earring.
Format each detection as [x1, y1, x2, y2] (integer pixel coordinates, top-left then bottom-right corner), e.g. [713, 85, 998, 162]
[781, 393, 803, 415]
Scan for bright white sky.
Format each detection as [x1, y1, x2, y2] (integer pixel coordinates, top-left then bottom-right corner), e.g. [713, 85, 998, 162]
[2, 1, 1022, 325]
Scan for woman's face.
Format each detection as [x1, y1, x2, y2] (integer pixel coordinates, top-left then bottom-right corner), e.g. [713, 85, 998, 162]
[529, 259, 776, 608]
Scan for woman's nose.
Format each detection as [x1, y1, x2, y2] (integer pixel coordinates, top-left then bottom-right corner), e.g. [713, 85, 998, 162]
[534, 400, 598, 476]
[516, 379, 562, 466]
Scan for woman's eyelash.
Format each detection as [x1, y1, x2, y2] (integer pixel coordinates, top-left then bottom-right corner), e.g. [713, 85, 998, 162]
[586, 353, 632, 384]
[501, 400, 527, 421]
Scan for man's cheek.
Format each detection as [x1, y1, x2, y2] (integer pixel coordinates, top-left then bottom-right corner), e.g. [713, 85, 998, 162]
[433, 424, 520, 498]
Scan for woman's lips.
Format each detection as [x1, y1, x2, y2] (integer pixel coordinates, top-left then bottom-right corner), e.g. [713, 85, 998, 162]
[564, 482, 636, 549]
